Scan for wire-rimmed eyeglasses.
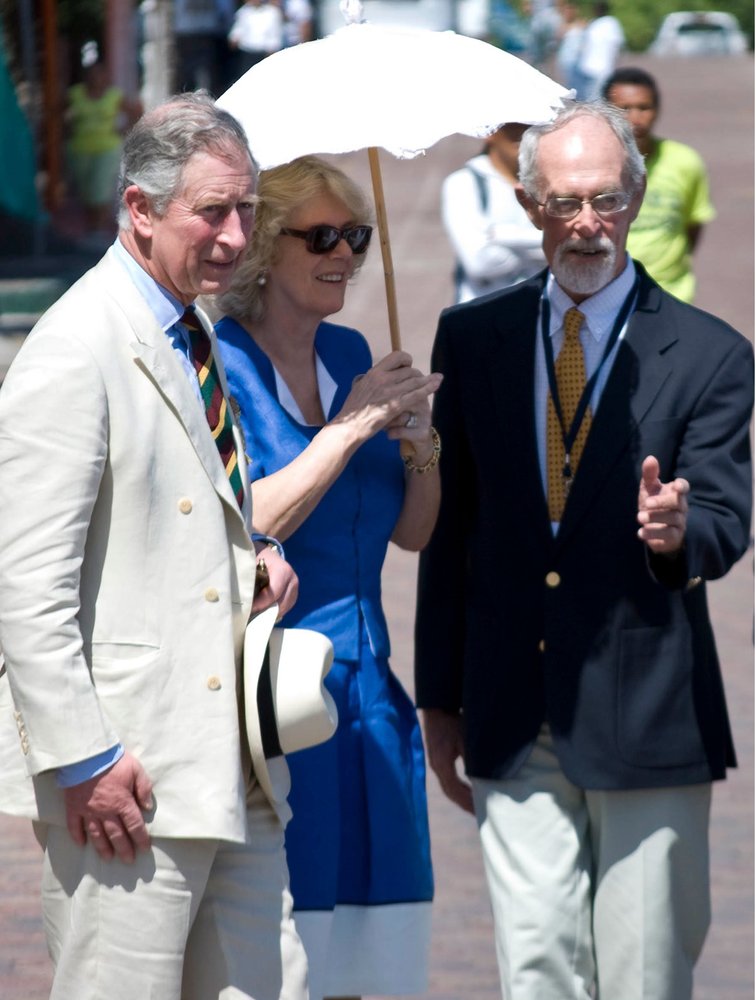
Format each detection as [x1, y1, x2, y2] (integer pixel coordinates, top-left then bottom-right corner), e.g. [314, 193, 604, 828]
[529, 192, 631, 220]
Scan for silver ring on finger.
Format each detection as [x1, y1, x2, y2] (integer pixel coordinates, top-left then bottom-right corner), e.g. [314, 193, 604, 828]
[405, 413, 418, 429]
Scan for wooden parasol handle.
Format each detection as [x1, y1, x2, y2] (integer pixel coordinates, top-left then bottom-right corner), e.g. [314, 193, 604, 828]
[368, 147, 416, 458]
[367, 146, 402, 352]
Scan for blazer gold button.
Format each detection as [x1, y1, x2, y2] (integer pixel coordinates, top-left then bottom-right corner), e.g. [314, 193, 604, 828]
[178, 498, 193, 514]
[538, 639, 546, 652]
[207, 675, 222, 691]
[545, 571, 561, 588]
[204, 587, 220, 602]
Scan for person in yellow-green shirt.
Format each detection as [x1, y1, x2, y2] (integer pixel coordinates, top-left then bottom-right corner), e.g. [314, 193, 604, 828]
[66, 60, 142, 235]
[603, 66, 714, 303]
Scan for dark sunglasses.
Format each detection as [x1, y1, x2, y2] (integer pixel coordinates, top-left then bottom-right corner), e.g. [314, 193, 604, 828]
[279, 224, 373, 255]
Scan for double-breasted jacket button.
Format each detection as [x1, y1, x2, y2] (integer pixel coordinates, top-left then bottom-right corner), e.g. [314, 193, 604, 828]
[178, 498, 193, 514]
[545, 571, 561, 588]
[204, 587, 220, 603]
[207, 675, 222, 691]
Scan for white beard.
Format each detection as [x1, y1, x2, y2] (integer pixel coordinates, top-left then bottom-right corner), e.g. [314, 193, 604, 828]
[552, 237, 618, 297]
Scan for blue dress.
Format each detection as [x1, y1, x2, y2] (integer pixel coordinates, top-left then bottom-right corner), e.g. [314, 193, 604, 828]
[216, 317, 433, 998]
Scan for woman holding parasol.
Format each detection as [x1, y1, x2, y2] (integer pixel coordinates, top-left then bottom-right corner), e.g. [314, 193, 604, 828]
[211, 155, 439, 1000]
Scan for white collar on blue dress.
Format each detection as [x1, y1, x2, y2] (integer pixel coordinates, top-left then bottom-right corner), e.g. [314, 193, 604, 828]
[273, 352, 338, 426]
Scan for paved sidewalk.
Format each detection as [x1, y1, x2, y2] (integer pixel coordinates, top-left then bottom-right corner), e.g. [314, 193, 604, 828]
[0, 50, 752, 999]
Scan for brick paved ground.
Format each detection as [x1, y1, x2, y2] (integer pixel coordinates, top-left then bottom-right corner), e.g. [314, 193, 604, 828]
[0, 50, 752, 1000]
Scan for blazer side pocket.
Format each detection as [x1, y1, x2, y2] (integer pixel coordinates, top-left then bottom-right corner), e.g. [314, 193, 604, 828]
[616, 626, 707, 768]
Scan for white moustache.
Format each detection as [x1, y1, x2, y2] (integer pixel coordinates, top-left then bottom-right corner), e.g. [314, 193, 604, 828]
[560, 237, 613, 255]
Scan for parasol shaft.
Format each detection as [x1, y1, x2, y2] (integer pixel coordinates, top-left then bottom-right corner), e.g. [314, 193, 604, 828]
[367, 146, 401, 351]
[368, 146, 414, 459]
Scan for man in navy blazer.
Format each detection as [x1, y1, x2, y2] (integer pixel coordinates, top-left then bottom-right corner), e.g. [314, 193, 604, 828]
[415, 101, 752, 1000]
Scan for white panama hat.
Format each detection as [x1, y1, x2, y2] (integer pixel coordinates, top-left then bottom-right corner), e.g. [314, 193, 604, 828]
[244, 604, 338, 807]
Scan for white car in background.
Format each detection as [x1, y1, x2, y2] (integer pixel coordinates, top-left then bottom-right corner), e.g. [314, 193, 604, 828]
[649, 11, 748, 56]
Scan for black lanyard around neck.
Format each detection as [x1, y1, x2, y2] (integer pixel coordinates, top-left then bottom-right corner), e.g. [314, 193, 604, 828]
[541, 275, 640, 480]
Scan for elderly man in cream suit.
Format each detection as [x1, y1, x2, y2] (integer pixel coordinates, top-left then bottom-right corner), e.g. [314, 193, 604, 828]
[0, 93, 307, 999]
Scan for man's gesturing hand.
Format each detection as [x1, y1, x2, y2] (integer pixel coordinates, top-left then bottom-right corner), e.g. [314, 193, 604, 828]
[64, 752, 154, 863]
[637, 455, 689, 555]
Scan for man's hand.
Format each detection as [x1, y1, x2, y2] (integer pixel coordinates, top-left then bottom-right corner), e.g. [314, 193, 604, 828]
[637, 455, 689, 555]
[422, 708, 474, 815]
[64, 752, 153, 863]
[251, 546, 298, 618]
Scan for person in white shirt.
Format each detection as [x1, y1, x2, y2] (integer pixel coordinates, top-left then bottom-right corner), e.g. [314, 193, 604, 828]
[228, 0, 284, 79]
[281, 0, 313, 46]
[572, 1, 624, 100]
[441, 123, 545, 304]
[554, 0, 587, 91]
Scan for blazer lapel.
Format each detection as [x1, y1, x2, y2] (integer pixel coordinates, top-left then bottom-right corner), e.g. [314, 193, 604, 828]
[487, 276, 554, 529]
[557, 271, 677, 538]
[96, 255, 248, 521]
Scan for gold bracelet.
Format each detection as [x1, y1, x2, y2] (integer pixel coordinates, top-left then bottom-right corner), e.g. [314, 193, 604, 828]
[403, 426, 441, 474]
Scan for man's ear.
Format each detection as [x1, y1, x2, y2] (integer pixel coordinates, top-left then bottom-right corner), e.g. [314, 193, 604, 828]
[123, 185, 153, 238]
[627, 175, 647, 225]
[515, 184, 543, 231]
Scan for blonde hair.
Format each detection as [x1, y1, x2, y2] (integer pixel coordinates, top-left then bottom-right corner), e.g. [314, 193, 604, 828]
[216, 155, 374, 325]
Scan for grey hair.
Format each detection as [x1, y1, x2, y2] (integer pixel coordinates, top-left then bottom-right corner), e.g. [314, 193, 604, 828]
[117, 91, 256, 230]
[519, 100, 646, 200]
[216, 155, 374, 326]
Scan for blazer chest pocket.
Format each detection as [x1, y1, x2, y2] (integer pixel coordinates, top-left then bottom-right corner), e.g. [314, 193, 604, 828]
[632, 417, 686, 474]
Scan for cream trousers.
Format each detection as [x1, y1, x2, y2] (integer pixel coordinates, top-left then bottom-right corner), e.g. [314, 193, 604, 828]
[472, 727, 711, 1000]
[38, 784, 308, 1000]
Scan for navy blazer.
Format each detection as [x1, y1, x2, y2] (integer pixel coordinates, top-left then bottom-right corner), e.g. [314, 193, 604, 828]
[415, 264, 753, 790]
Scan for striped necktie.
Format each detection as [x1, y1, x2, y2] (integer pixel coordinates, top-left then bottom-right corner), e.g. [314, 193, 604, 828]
[180, 306, 244, 510]
[546, 307, 592, 521]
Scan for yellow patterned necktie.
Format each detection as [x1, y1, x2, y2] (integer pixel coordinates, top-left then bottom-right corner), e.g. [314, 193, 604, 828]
[546, 307, 592, 521]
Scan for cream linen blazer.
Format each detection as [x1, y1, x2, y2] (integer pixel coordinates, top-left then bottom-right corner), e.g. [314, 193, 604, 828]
[0, 250, 290, 838]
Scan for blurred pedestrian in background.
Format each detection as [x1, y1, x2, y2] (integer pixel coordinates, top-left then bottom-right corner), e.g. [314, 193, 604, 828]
[212, 155, 438, 1000]
[522, 0, 562, 71]
[554, 1, 586, 91]
[65, 58, 142, 239]
[281, 0, 314, 46]
[173, 0, 234, 95]
[604, 66, 715, 303]
[441, 123, 545, 303]
[571, 1, 624, 100]
[227, 0, 284, 79]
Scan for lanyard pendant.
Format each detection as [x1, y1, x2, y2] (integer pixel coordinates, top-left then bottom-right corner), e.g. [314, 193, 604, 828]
[563, 455, 573, 496]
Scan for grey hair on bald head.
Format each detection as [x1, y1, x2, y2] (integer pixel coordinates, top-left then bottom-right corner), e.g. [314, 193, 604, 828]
[519, 100, 646, 202]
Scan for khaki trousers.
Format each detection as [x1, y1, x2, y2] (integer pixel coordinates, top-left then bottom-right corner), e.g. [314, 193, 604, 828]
[38, 784, 308, 1000]
[472, 727, 711, 1000]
